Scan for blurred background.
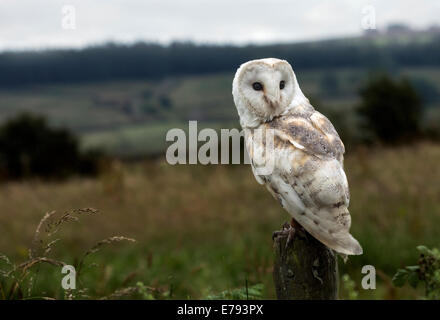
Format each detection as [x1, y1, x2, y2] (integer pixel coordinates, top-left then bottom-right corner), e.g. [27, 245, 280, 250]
[0, 0, 439, 300]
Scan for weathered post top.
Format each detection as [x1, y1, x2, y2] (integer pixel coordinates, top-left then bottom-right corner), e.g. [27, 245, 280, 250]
[273, 230, 338, 300]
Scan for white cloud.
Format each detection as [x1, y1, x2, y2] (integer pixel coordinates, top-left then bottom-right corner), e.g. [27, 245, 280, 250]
[0, 0, 438, 51]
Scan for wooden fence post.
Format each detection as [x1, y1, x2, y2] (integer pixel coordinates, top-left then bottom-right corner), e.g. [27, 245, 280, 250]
[273, 228, 338, 299]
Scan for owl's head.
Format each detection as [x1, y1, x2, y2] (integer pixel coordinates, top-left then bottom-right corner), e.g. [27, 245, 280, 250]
[232, 58, 308, 128]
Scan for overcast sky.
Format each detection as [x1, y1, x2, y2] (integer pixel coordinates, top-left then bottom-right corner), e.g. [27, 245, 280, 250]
[0, 0, 439, 51]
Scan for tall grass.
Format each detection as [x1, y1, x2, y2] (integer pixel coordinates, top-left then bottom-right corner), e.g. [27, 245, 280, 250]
[0, 208, 140, 299]
[1, 143, 439, 299]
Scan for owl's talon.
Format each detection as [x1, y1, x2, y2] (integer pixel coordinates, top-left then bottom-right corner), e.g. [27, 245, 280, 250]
[272, 222, 296, 249]
[290, 218, 307, 239]
[285, 226, 296, 249]
[272, 230, 281, 241]
[272, 221, 290, 240]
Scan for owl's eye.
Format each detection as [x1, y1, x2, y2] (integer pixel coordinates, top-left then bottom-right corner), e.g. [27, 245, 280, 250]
[280, 80, 285, 90]
[252, 82, 263, 91]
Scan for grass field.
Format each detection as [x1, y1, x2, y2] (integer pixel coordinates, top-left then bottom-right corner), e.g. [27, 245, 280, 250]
[1, 142, 439, 299]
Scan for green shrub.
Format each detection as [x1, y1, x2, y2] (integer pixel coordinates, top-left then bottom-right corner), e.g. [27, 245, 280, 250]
[392, 246, 440, 299]
[0, 113, 103, 180]
[357, 75, 423, 143]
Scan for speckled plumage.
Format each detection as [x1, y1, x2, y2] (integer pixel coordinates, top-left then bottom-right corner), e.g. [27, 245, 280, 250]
[233, 58, 362, 255]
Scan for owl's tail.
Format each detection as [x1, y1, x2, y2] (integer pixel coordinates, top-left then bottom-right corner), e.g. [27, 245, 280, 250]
[297, 207, 363, 256]
[311, 228, 363, 256]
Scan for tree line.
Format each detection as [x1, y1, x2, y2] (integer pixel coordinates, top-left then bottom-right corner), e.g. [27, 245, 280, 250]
[1, 37, 440, 87]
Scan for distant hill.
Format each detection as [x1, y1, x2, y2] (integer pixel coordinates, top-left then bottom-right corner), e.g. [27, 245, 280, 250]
[0, 31, 439, 87]
[1, 31, 439, 157]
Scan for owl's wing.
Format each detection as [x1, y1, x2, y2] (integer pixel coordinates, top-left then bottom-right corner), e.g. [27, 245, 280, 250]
[247, 107, 362, 255]
[273, 106, 346, 161]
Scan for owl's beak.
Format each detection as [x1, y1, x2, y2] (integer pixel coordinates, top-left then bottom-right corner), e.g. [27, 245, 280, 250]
[264, 89, 280, 109]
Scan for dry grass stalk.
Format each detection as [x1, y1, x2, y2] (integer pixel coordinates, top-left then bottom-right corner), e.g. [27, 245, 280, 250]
[0, 253, 12, 276]
[84, 236, 136, 257]
[29, 208, 99, 259]
[0, 253, 16, 283]
[77, 236, 136, 275]
[45, 208, 99, 237]
[3, 257, 65, 299]
[29, 210, 57, 259]
[9, 257, 66, 276]
[0, 253, 12, 266]
[43, 239, 61, 256]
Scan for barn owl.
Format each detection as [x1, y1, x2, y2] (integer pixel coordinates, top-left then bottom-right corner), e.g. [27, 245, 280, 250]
[232, 58, 362, 256]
